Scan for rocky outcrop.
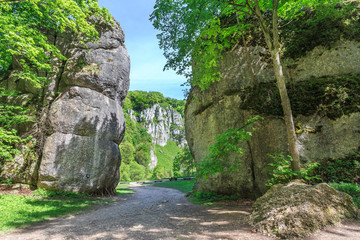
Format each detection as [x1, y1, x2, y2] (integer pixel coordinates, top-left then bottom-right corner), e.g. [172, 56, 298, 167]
[249, 180, 358, 239]
[126, 104, 186, 170]
[0, 18, 130, 194]
[139, 104, 185, 147]
[185, 40, 360, 197]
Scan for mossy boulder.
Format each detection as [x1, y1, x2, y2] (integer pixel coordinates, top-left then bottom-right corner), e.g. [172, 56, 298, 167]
[248, 180, 358, 239]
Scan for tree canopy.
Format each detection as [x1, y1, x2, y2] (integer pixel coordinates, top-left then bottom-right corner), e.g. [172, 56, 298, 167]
[151, 0, 355, 89]
[0, 0, 111, 87]
[151, 0, 356, 172]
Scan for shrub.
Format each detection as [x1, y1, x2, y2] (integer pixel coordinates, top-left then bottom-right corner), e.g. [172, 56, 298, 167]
[191, 191, 238, 203]
[196, 116, 262, 180]
[265, 153, 320, 187]
[311, 153, 360, 184]
[129, 161, 145, 181]
[32, 189, 90, 199]
[329, 182, 360, 208]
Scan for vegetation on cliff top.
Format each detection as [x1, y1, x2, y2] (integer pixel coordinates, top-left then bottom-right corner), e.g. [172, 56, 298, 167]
[236, 74, 360, 119]
[124, 91, 185, 117]
[120, 91, 187, 182]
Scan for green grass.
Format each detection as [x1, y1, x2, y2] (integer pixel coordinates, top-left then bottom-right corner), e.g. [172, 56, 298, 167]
[151, 180, 240, 206]
[0, 185, 134, 234]
[116, 184, 135, 194]
[152, 180, 195, 193]
[154, 141, 182, 177]
[0, 194, 100, 233]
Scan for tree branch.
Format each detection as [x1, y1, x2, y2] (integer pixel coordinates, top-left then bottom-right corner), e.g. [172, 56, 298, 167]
[272, 0, 280, 50]
[251, 0, 273, 51]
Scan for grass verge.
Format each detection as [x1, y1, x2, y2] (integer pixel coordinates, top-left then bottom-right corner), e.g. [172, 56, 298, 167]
[0, 184, 133, 234]
[116, 184, 135, 195]
[151, 180, 241, 206]
[154, 141, 182, 177]
[152, 180, 195, 193]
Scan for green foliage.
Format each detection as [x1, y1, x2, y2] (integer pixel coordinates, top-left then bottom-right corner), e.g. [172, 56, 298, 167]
[0, 193, 101, 233]
[265, 153, 320, 187]
[120, 92, 186, 182]
[196, 116, 262, 180]
[0, 89, 33, 167]
[151, 0, 349, 89]
[152, 141, 182, 179]
[119, 114, 152, 182]
[119, 163, 131, 182]
[236, 74, 360, 119]
[190, 191, 238, 205]
[173, 146, 195, 177]
[329, 182, 360, 208]
[129, 161, 146, 181]
[282, 2, 360, 59]
[0, 0, 112, 86]
[153, 141, 182, 179]
[311, 152, 360, 185]
[125, 91, 185, 116]
[152, 179, 195, 193]
[32, 188, 90, 199]
[116, 184, 134, 195]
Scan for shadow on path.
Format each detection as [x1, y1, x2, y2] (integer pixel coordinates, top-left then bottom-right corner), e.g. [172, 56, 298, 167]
[1, 185, 359, 240]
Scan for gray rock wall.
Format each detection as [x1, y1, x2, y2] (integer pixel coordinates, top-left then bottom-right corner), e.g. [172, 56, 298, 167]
[139, 104, 186, 147]
[1, 18, 130, 194]
[185, 40, 360, 198]
[127, 104, 186, 170]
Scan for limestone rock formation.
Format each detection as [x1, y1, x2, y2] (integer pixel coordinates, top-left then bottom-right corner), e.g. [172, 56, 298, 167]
[0, 18, 130, 194]
[139, 104, 185, 147]
[185, 40, 360, 197]
[248, 180, 358, 239]
[126, 104, 186, 170]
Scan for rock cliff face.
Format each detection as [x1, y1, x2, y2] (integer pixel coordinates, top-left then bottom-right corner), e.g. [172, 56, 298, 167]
[185, 40, 360, 198]
[126, 104, 186, 169]
[139, 104, 185, 147]
[1, 18, 130, 194]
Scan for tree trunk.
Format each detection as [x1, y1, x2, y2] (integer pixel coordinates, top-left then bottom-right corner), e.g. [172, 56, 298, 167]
[271, 50, 301, 172]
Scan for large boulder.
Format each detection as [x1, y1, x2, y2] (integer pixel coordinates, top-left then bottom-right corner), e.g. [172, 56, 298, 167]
[248, 180, 358, 239]
[0, 18, 130, 194]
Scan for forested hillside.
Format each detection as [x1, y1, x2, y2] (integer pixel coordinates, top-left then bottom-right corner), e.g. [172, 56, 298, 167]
[119, 91, 192, 181]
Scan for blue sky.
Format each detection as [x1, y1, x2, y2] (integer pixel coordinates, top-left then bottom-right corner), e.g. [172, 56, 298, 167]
[98, 0, 188, 100]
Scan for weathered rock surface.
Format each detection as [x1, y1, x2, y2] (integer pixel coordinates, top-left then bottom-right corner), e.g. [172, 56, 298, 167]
[248, 180, 358, 239]
[126, 104, 186, 170]
[0, 18, 130, 194]
[139, 104, 186, 147]
[185, 40, 360, 197]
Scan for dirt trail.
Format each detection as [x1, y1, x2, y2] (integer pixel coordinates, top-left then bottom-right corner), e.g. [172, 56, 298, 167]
[1, 184, 359, 240]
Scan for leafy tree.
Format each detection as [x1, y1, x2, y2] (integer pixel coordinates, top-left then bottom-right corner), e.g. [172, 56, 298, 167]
[0, 0, 111, 168]
[119, 141, 135, 165]
[151, 0, 347, 172]
[0, 0, 111, 86]
[0, 89, 33, 167]
[129, 161, 145, 181]
[173, 146, 195, 177]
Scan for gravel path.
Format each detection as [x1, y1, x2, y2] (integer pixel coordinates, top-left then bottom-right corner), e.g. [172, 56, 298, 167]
[1, 184, 359, 240]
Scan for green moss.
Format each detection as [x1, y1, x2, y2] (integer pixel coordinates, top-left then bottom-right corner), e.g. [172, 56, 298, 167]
[237, 74, 360, 119]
